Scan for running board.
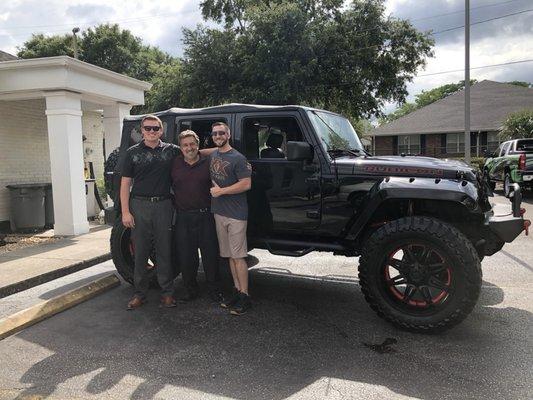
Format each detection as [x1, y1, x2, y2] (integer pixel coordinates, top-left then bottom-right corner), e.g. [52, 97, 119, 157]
[255, 238, 347, 257]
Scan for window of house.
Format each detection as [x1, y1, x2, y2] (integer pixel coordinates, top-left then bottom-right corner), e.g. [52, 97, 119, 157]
[398, 135, 420, 154]
[176, 118, 228, 148]
[446, 133, 465, 153]
[486, 132, 500, 153]
[242, 116, 304, 159]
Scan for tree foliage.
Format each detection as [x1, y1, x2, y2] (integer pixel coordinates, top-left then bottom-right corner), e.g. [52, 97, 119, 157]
[499, 109, 533, 140]
[185, 0, 434, 118]
[17, 34, 75, 58]
[17, 24, 174, 83]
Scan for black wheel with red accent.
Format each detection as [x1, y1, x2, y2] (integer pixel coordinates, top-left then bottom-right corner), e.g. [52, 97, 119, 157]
[110, 218, 168, 286]
[359, 216, 482, 333]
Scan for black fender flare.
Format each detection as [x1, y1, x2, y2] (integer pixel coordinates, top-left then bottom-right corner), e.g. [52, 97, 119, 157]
[346, 176, 481, 241]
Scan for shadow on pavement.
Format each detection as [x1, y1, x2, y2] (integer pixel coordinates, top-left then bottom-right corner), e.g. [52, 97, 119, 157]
[6, 270, 533, 400]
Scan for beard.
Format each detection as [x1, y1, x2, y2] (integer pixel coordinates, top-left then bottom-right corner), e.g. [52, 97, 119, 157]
[215, 138, 228, 147]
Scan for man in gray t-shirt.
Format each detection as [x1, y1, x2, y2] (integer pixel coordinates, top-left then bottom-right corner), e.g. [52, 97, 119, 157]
[209, 122, 253, 315]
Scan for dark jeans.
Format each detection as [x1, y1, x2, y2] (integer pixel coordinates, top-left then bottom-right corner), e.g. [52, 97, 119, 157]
[130, 198, 174, 298]
[175, 210, 220, 295]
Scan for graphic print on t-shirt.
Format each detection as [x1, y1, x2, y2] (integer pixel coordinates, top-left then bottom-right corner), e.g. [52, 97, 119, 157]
[210, 157, 231, 180]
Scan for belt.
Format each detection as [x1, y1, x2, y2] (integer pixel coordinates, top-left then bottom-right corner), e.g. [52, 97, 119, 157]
[132, 195, 171, 202]
[179, 208, 210, 213]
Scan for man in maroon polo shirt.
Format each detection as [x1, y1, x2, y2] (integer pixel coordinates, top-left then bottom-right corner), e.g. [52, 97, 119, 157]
[171, 130, 223, 303]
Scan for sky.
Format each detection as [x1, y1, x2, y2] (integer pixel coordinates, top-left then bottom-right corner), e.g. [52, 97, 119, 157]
[1, 0, 532, 114]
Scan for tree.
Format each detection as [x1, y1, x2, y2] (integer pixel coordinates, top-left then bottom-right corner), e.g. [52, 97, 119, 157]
[183, 0, 434, 118]
[499, 109, 533, 140]
[17, 24, 176, 84]
[381, 80, 476, 123]
[17, 34, 75, 58]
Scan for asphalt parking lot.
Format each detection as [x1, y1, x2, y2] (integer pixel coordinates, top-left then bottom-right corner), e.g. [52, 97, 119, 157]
[0, 190, 532, 400]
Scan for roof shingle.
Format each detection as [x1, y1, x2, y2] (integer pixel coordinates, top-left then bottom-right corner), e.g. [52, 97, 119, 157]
[373, 80, 533, 136]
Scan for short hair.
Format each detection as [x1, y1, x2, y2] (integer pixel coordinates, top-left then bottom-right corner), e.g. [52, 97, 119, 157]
[212, 121, 230, 133]
[141, 115, 163, 128]
[178, 130, 199, 145]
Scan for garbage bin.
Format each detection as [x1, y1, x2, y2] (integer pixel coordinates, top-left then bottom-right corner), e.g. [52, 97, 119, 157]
[5, 183, 46, 232]
[44, 183, 54, 227]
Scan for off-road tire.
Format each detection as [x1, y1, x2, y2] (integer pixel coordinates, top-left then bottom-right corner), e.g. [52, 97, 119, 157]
[358, 216, 482, 333]
[104, 148, 120, 201]
[110, 218, 159, 286]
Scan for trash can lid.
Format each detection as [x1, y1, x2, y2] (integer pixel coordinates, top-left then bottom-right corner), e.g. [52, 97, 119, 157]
[6, 183, 49, 189]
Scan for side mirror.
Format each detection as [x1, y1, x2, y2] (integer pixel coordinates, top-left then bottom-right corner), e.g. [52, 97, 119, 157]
[287, 141, 313, 161]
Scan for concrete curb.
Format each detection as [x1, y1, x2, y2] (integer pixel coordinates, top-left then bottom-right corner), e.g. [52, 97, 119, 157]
[0, 253, 112, 299]
[0, 273, 120, 340]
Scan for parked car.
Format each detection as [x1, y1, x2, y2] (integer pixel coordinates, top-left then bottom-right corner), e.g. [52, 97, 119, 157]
[106, 104, 529, 333]
[484, 138, 533, 196]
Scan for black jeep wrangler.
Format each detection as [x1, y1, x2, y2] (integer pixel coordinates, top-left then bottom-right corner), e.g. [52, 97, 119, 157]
[106, 104, 529, 333]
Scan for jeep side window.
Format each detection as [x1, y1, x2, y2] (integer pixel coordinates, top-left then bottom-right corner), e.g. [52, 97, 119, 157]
[176, 118, 228, 149]
[242, 117, 304, 159]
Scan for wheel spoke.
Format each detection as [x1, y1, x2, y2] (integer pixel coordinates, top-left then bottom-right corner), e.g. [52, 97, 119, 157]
[403, 285, 416, 302]
[403, 246, 416, 263]
[389, 258, 409, 272]
[388, 275, 407, 286]
[420, 286, 433, 305]
[428, 277, 450, 292]
[419, 247, 432, 264]
[428, 263, 446, 274]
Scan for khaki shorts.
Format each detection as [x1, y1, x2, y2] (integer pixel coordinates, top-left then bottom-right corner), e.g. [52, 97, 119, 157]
[214, 214, 248, 259]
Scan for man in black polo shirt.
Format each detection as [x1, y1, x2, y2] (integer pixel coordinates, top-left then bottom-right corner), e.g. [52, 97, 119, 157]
[121, 115, 178, 309]
[171, 130, 223, 303]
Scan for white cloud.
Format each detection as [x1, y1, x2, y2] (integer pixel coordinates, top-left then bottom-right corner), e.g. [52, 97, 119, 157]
[1, 0, 531, 114]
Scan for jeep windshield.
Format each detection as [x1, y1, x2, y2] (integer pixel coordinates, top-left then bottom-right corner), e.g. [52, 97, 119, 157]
[307, 110, 366, 157]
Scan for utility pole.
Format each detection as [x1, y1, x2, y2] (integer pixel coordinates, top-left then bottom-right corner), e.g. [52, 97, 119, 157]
[72, 27, 80, 59]
[464, 0, 471, 164]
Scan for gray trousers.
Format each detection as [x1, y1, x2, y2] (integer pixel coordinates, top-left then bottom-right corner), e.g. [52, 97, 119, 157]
[130, 198, 174, 298]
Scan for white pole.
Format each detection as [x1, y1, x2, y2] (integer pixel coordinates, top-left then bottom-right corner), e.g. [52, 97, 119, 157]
[465, 0, 471, 164]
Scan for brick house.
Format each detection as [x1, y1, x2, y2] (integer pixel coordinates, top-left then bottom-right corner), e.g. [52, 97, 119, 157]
[372, 80, 533, 157]
[0, 52, 151, 235]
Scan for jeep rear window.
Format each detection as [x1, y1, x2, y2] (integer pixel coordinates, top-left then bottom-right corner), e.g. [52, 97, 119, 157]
[176, 118, 228, 149]
[516, 139, 533, 153]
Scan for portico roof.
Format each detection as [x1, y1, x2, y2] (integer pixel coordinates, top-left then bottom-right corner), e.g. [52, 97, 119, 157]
[0, 56, 152, 106]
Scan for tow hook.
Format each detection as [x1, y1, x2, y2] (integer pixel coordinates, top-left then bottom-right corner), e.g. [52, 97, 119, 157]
[524, 219, 531, 236]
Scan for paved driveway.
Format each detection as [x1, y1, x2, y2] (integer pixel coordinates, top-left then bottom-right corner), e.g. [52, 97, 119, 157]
[0, 192, 531, 400]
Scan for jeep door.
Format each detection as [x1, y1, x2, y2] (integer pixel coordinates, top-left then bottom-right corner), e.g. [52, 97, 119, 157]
[236, 112, 321, 235]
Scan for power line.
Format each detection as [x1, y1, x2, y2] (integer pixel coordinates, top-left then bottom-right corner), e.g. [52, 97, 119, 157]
[415, 59, 533, 78]
[410, 0, 526, 22]
[432, 8, 533, 35]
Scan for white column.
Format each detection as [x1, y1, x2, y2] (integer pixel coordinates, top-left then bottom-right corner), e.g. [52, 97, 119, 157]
[103, 103, 131, 158]
[45, 91, 89, 236]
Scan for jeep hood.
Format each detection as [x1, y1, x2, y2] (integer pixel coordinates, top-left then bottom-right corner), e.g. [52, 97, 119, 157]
[334, 155, 477, 181]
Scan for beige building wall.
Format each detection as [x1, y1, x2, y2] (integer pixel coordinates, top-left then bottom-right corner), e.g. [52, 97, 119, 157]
[0, 99, 104, 223]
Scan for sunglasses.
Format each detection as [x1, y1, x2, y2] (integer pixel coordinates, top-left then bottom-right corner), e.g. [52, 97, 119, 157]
[142, 126, 161, 132]
[211, 130, 227, 137]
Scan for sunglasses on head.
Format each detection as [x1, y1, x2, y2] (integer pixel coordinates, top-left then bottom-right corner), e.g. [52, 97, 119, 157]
[211, 130, 227, 137]
[142, 125, 161, 132]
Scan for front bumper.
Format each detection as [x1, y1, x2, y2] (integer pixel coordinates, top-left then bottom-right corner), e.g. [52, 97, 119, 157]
[486, 184, 530, 242]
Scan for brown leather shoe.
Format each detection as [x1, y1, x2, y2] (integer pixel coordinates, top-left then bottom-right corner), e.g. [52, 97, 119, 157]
[160, 295, 177, 308]
[127, 296, 145, 310]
